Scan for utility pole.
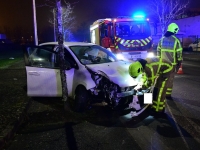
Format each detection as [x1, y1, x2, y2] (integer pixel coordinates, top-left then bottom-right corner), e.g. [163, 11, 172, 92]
[53, 8, 56, 42]
[32, 0, 38, 45]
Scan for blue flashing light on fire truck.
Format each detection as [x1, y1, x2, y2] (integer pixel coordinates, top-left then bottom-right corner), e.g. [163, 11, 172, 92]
[90, 15, 153, 61]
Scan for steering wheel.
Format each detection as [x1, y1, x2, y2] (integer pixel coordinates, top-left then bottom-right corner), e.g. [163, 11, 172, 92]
[92, 56, 101, 62]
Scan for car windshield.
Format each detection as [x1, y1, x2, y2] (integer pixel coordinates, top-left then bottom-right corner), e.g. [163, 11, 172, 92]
[69, 45, 118, 65]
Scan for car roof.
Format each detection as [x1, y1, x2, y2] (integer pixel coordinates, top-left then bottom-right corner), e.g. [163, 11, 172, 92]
[39, 42, 96, 47]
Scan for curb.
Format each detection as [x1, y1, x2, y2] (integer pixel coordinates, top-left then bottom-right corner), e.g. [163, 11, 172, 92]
[0, 99, 32, 150]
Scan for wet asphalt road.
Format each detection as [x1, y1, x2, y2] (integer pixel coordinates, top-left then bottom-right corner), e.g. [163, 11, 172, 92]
[4, 60, 200, 150]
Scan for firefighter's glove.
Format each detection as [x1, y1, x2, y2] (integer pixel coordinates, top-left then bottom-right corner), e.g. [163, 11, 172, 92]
[134, 73, 148, 90]
[149, 85, 155, 93]
[134, 82, 143, 91]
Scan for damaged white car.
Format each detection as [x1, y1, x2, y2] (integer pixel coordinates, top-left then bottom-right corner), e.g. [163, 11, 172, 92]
[23, 42, 148, 112]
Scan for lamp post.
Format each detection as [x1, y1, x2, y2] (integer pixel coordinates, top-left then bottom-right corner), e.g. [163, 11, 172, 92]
[53, 8, 56, 42]
[32, 0, 38, 45]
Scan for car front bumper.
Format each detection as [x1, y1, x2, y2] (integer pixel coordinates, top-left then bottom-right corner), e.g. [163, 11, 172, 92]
[116, 90, 135, 98]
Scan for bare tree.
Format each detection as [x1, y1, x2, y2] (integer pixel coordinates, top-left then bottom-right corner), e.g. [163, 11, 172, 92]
[55, 0, 72, 110]
[49, 2, 76, 41]
[147, 0, 190, 35]
[38, 0, 77, 109]
[61, 3, 76, 41]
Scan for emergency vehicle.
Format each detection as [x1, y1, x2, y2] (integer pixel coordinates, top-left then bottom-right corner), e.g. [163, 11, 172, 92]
[90, 15, 153, 61]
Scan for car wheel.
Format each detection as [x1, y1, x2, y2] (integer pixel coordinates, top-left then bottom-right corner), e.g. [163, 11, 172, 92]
[188, 47, 193, 51]
[73, 85, 89, 112]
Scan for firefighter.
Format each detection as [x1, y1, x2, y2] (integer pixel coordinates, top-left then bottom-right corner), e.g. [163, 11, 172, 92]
[101, 36, 112, 48]
[129, 57, 173, 116]
[157, 23, 183, 99]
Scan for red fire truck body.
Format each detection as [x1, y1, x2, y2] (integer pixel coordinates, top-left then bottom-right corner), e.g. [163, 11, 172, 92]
[90, 16, 153, 61]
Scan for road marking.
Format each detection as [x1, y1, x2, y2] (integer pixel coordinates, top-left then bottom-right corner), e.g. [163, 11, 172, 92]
[169, 99, 200, 141]
[166, 102, 190, 149]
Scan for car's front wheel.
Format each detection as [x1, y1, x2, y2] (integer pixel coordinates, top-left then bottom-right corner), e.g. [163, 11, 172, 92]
[73, 85, 89, 112]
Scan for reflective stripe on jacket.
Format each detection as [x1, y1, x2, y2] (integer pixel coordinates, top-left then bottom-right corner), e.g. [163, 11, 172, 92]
[157, 35, 182, 65]
[144, 57, 173, 87]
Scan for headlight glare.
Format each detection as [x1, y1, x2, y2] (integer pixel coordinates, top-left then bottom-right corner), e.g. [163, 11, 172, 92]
[147, 52, 155, 58]
[116, 54, 125, 60]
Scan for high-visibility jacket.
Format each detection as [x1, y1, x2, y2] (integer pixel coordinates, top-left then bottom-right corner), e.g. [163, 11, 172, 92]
[157, 35, 182, 65]
[141, 57, 173, 88]
[141, 57, 173, 112]
[101, 37, 112, 48]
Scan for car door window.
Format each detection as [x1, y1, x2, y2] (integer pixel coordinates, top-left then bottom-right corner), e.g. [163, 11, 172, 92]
[64, 48, 78, 69]
[40, 45, 55, 50]
[29, 47, 57, 68]
[53, 46, 78, 70]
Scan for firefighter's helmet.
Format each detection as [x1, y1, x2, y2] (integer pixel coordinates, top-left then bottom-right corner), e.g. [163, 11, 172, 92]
[167, 23, 179, 34]
[129, 61, 143, 78]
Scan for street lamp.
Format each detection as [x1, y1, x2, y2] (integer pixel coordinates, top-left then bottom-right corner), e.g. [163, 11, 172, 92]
[32, 0, 38, 45]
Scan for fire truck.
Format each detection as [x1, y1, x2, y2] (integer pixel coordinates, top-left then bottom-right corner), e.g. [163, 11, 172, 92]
[90, 15, 153, 61]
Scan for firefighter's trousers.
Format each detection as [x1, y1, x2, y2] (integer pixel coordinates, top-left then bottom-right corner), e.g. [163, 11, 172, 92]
[166, 65, 176, 97]
[152, 76, 170, 112]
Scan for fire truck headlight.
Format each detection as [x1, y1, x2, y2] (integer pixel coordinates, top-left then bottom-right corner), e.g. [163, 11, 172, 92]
[116, 54, 125, 60]
[147, 52, 155, 58]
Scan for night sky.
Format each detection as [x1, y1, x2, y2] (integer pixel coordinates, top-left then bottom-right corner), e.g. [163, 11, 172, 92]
[0, 0, 200, 41]
[0, 0, 147, 29]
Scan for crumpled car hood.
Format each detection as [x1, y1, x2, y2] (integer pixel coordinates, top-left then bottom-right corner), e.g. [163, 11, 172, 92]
[86, 61, 138, 87]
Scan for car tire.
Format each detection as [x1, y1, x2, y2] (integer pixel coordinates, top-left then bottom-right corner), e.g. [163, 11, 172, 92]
[188, 47, 193, 51]
[73, 85, 89, 112]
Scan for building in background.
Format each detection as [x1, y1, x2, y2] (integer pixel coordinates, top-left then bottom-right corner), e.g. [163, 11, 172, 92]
[151, 9, 200, 51]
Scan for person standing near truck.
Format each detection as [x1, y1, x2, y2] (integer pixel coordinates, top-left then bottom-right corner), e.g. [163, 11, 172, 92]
[157, 23, 183, 99]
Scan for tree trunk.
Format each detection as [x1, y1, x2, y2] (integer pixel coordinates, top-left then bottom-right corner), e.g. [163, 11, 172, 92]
[56, 0, 68, 102]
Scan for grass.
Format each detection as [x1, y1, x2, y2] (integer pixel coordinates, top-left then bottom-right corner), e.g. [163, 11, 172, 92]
[0, 57, 23, 68]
